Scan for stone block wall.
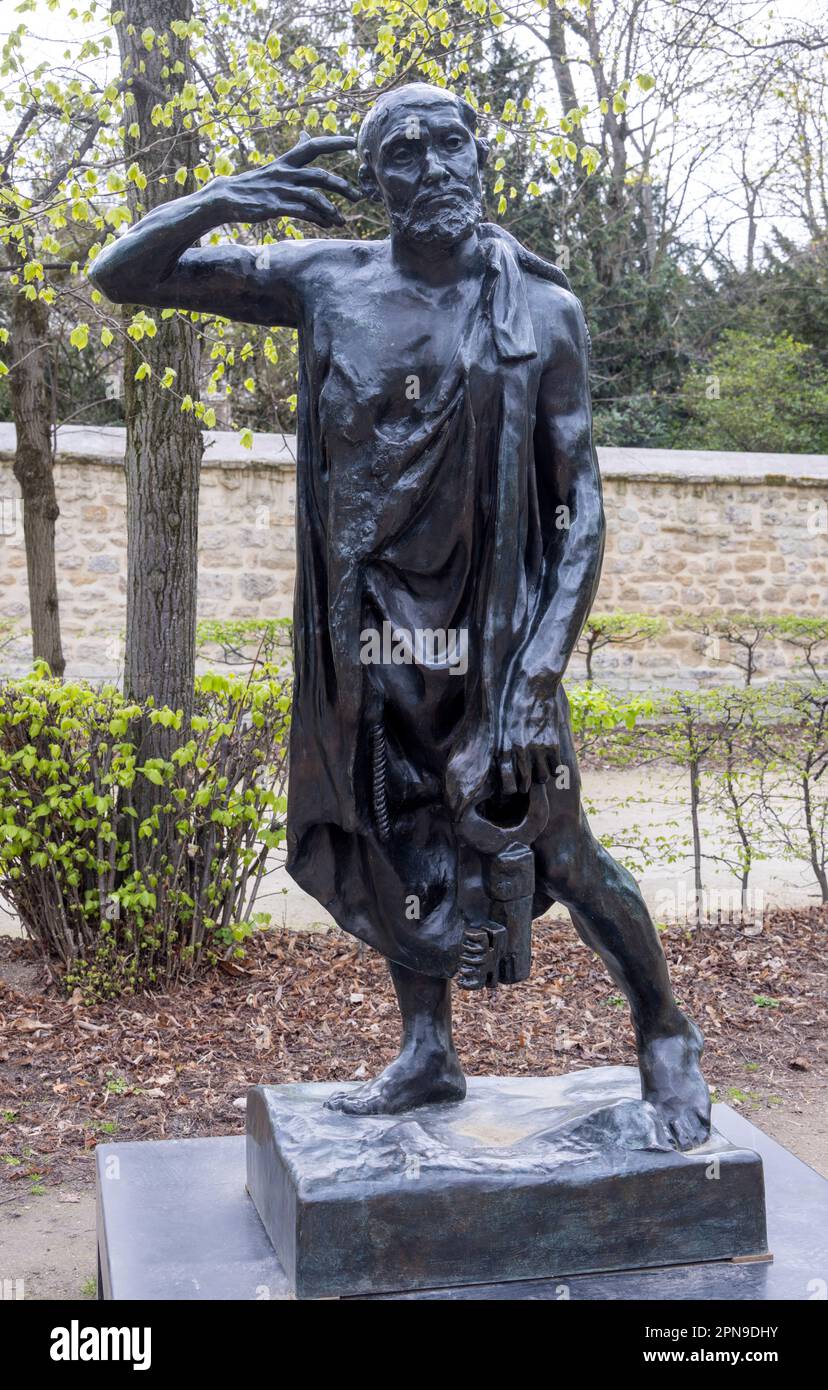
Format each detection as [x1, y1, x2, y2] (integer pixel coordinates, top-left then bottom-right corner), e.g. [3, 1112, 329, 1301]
[1, 427, 826, 689]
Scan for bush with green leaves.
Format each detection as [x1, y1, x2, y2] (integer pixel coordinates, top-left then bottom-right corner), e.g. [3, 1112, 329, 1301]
[0, 664, 291, 996]
[681, 330, 828, 454]
[569, 682, 655, 756]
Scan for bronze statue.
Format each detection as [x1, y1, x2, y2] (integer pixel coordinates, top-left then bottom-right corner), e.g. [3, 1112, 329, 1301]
[91, 83, 711, 1149]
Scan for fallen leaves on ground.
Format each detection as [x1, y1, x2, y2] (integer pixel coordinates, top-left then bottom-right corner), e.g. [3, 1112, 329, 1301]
[0, 906, 825, 1186]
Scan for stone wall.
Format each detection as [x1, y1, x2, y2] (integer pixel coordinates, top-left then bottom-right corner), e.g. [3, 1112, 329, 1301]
[2, 425, 826, 688]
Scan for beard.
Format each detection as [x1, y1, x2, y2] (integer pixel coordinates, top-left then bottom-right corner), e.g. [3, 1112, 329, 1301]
[388, 185, 483, 248]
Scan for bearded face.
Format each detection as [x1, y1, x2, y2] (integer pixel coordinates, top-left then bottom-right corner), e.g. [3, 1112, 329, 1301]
[361, 94, 486, 249]
[387, 182, 483, 248]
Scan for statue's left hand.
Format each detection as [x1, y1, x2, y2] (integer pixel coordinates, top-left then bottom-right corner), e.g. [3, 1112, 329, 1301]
[445, 673, 561, 818]
[496, 673, 561, 797]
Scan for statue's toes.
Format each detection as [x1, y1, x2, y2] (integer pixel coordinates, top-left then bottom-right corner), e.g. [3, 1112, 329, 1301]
[668, 1107, 710, 1152]
[324, 1085, 392, 1116]
[323, 1089, 360, 1113]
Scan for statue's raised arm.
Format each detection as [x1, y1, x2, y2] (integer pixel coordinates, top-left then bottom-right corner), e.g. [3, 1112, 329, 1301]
[89, 134, 360, 327]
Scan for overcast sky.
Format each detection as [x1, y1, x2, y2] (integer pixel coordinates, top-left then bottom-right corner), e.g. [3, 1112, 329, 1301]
[4, 0, 825, 267]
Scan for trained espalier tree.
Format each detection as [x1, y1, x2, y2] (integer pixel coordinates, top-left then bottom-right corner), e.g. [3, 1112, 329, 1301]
[680, 613, 828, 687]
[195, 616, 291, 669]
[576, 611, 665, 684]
[754, 682, 828, 906]
[606, 687, 722, 927]
[771, 616, 828, 684]
[701, 684, 768, 913]
[680, 612, 781, 687]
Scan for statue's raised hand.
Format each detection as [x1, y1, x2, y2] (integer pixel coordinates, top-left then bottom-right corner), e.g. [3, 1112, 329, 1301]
[216, 133, 361, 228]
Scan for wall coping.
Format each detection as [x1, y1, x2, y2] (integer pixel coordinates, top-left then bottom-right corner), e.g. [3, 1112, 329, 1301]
[1, 423, 826, 486]
[0, 422, 298, 472]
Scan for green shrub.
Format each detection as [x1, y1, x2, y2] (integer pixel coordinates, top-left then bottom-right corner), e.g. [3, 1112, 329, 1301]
[569, 682, 655, 756]
[0, 663, 291, 997]
[681, 330, 828, 454]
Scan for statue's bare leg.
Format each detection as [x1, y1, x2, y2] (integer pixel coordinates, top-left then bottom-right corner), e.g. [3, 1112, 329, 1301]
[536, 816, 711, 1151]
[324, 959, 466, 1115]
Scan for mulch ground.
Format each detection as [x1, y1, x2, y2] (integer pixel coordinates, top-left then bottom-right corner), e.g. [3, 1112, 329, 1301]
[1, 906, 826, 1189]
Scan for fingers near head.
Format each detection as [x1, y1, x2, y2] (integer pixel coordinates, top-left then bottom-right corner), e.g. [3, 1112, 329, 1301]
[282, 168, 363, 202]
[282, 134, 358, 167]
[288, 187, 345, 226]
[270, 195, 340, 229]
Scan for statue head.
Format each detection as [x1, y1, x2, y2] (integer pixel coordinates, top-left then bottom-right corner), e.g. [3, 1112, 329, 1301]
[357, 83, 489, 247]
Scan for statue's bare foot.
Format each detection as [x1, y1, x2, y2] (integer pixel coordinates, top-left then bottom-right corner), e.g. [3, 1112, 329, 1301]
[324, 1048, 466, 1116]
[639, 1016, 711, 1151]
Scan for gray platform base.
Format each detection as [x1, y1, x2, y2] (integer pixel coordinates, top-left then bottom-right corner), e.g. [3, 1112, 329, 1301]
[245, 1068, 767, 1299]
[96, 1096, 828, 1300]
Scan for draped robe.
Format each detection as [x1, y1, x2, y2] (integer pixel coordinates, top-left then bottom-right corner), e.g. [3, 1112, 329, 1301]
[285, 229, 578, 977]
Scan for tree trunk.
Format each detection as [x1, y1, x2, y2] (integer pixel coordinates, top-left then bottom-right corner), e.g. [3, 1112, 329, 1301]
[116, 1, 203, 784]
[583, 13, 628, 200]
[802, 773, 828, 904]
[545, 10, 583, 132]
[122, 325, 201, 714]
[688, 756, 704, 927]
[724, 751, 752, 913]
[639, 175, 658, 278]
[8, 279, 65, 676]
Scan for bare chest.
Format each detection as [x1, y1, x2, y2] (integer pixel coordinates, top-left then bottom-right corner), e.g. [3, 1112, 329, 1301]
[313, 279, 491, 434]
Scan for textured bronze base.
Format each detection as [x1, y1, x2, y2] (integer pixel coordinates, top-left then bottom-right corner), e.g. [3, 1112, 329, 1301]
[246, 1067, 768, 1300]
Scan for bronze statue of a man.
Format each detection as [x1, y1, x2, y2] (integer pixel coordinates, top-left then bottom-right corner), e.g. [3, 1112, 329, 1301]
[91, 83, 711, 1148]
